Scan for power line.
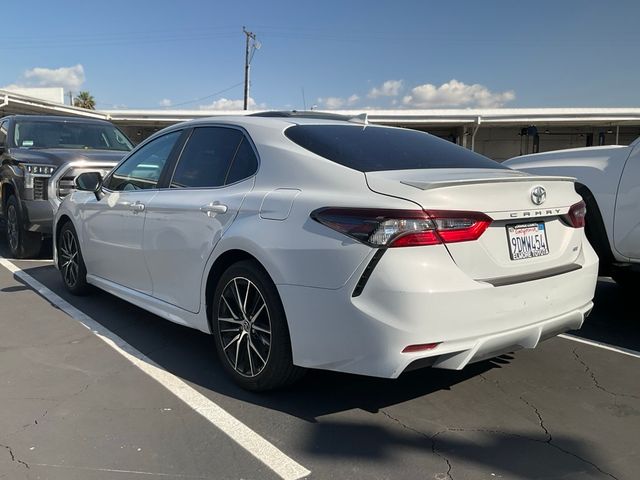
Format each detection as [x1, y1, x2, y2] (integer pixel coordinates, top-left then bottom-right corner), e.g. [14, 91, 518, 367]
[159, 81, 245, 109]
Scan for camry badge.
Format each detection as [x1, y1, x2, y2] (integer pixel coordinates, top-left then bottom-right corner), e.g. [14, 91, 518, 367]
[531, 186, 546, 206]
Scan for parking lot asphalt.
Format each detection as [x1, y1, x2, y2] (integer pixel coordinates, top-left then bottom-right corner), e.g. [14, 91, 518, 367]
[0, 235, 639, 480]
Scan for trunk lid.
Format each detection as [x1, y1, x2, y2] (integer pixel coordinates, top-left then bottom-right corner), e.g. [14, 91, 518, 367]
[366, 168, 584, 283]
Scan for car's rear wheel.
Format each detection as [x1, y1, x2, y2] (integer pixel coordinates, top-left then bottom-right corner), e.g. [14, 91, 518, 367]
[5, 195, 42, 259]
[212, 260, 304, 391]
[57, 222, 90, 295]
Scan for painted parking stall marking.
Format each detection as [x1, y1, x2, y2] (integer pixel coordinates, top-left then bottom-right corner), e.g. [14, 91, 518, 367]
[559, 333, 640, 359]
[0, 256, 310, 480]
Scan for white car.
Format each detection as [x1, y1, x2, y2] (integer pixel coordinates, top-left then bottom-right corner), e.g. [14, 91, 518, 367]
[505, 138, 640, 287]
[54, 113, 598, 391]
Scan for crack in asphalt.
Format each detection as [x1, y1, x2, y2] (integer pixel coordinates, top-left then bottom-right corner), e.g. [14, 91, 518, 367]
[6, 382, 93, 437]
[21, 409, 48, 431]
[0, 443, 29, 470]
[518, 396, 551, 441]
[572, 348, 640, 400]
[7, 381, 92, 404]
[379, 410, 454, 480]
[481, 374, 621, 480]
[429, 431, 454, 480]
[519, 395, 620, 479]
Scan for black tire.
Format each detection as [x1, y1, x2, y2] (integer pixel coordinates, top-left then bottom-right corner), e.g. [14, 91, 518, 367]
[611, 267, 639, 291]
[57, 222, 90, 295]
[211, 260, 304, 391]
[576, 185, 615, 276]
[5, 195, 42, 259]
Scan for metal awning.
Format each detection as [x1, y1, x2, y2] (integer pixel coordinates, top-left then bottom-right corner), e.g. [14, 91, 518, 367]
[2, 88, 640, 129]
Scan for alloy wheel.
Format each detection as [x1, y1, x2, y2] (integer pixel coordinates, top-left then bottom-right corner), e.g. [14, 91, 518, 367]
[217, 277, 272, 378]
[59, 229, 80, 288]
[7, 205, 19, 253]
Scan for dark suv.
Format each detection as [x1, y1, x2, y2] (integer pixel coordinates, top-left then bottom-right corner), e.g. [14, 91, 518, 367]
[0, 115, 133, 258]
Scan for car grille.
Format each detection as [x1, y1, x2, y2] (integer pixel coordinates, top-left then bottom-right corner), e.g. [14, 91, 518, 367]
[57, 174, 76, 199]
[33, 177, 48, 200]
[56, 167, 112, 200]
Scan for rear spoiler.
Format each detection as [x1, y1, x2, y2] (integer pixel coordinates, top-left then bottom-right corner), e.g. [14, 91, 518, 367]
[402, 175, 576, 191]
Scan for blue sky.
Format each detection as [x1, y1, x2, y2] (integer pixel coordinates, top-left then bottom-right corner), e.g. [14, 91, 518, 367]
[1, 0, 639, 110]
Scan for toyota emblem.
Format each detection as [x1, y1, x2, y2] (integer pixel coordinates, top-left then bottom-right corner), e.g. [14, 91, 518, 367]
[531, 186, 546, 205]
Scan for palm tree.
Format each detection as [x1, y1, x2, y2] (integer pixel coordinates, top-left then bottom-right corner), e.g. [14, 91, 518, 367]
[73, 91, 96, 110]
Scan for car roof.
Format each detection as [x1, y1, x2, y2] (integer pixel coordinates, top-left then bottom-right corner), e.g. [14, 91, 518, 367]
[167, 112, 375, 132]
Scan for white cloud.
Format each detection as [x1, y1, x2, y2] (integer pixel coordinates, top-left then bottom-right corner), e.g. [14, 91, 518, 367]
[402, 79, 515, 108]
[317, 94, 360, 109]
[318, 97, 344, 109]
[368, 80, 403, 98]
[2, 64, 85, 93]
[159, 98, 172, 107]
[347, 94, 359, 105]
[199, 97, 263, 110]
[22, 64, 85, 90]
[2, 83, 22, 91]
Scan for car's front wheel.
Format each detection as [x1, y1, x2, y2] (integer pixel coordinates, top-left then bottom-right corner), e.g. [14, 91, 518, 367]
[5, 195, 42, 259]
[212, 260, 304, 391]
[57, 222, 90, 295]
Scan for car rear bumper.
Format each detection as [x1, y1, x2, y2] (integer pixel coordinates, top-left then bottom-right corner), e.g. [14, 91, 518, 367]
[279, 239, 598, 378]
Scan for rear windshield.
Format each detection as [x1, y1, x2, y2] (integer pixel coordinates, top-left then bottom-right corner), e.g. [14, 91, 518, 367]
[285, 124, 506, 172]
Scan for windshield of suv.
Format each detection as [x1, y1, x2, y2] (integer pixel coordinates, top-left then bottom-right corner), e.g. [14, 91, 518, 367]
[13, 120, 133, 151]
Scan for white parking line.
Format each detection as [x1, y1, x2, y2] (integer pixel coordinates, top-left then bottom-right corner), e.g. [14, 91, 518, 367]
[559, 333, 640, 359]
[0, 256, 311, 480]
[5, 258, 54, 263]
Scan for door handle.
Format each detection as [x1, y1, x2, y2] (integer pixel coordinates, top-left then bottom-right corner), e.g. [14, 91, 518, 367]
[131, 201, 145, 213]
[200, 203, 228, 217]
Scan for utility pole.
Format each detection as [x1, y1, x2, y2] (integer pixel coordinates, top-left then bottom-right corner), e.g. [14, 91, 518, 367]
[69, 91, 73, 106]
[242, 26, 259, 110]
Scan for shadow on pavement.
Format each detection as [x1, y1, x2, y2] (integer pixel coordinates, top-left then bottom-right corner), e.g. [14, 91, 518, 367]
[7, 262, 501, 421]
[301, 420, 614, 479]
[0, 235, 633, 478]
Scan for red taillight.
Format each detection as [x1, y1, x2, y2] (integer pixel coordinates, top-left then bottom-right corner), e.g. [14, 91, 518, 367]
[424, 210, 492, 244]
[402, 342, 440, 353]
[310, 207, 492, 248]
[388, 231, 441, 247]
[565, 200, 586, 228]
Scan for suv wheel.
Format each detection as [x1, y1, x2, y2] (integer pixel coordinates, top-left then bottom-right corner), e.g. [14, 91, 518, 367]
[212, 260, 304, 391]
[5, 195, 42, 259]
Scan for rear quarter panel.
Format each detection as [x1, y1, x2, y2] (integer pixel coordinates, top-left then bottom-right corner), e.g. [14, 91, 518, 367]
[505, 146, 631, 261]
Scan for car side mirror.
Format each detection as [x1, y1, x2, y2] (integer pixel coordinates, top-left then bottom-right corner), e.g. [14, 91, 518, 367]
[76, 171, 104, 200]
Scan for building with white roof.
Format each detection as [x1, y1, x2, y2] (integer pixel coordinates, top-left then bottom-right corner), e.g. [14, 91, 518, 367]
[1, 88, 639, 160]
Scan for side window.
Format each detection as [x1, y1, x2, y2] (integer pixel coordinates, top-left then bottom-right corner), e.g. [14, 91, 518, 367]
[0, 121, 7, 146]
[107, 131, 181, 191]
[226, 137, 259, 184]
[170, 127, 243, 188]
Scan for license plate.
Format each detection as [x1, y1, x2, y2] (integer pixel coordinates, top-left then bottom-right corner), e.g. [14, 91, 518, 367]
[507, 223, 550, 260]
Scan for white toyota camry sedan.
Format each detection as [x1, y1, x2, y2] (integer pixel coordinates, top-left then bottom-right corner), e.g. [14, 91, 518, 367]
[54, 112, 598, 390]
